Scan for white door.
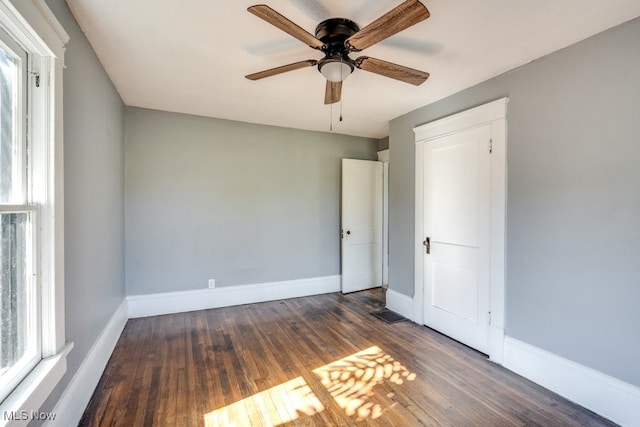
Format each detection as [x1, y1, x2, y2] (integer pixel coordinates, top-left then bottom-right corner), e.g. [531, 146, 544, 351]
[423, 125, 491, 353]
[341, 159, 383, 293]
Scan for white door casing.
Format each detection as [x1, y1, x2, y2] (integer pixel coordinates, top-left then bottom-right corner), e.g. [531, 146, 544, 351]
[378, 149, 389, 287]
[341, 159, 383, 293]
[423, 124, 491, 354]
[414, 98, 507, 363]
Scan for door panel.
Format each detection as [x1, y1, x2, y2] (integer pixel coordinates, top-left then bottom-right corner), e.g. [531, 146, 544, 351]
[432, 141, 479, 247]
[431, 245, 479, 321]
[424, 125, 491, 353]
[341, 159, 383, 293]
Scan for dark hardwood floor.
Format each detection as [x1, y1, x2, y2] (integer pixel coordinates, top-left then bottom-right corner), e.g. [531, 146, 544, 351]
[80, 289, 615, 426]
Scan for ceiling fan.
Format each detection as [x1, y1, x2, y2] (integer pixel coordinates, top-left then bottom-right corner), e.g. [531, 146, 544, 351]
[245, 0, 431, 105]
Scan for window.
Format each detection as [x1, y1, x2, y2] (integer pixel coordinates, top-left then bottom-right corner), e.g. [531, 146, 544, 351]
[0, 26, 40, 404]
[0, 0, 69, 416]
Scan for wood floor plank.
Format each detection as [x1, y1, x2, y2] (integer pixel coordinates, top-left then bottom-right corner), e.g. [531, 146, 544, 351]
[80, 290, 615, 426]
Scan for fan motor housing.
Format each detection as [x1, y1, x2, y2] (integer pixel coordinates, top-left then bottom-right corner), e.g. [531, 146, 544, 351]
[315, 18, 359, 75]
[315, 18, 359, 48]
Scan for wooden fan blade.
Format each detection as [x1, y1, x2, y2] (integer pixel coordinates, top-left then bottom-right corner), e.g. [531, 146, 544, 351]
[324, 80, 342, 104]
[355, 56, 429, 85]
[345, 0, 429, 52]
[248, 5, 325, 49]
[245, 60, 318, 80]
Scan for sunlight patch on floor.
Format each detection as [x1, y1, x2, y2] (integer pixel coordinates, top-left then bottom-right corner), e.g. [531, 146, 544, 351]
[203, 376, 324, 427]
[313, 345, 417, 420]
[203, 345, 416, 425]
[313, 346, 416, 420]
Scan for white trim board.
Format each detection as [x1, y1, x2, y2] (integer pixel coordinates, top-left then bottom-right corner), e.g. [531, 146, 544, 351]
[385, 289, 414, 322]
[413, 98, 508, 143]
[504, 337, 640, 427]
[127, 275, 341, 318]
[45, 300, 128, 427]
[378, 149, 389, 287]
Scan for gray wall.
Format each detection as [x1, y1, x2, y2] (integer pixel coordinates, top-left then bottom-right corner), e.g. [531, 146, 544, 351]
[389, 17, 640, 387]
[126, 108, 378, 295]
[378, 136, 389, 151]
[41, 0, 126, 414]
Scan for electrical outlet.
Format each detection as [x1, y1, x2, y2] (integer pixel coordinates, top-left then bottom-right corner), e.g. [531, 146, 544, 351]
[208, 279, 216, 289]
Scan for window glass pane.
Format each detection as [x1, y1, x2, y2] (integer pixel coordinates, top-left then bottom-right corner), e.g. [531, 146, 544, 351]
[0, 44, 19, 203]
[0, 212, 35, 385]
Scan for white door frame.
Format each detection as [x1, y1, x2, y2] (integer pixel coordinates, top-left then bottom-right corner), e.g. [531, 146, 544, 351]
[378, 149, 389, 287]
[413, 98, 507, 363]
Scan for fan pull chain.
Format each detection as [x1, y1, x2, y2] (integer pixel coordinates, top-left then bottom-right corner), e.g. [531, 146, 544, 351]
[340, 57, 344, 122]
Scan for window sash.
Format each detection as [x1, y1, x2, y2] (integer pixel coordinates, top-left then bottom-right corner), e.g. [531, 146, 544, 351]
[0, 26, 27, 205]
[0, 206, 39, 403]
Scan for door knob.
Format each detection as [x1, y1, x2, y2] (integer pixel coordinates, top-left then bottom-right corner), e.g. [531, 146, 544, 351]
[346, 230, 351, 235]
[423, 237, 431, 254]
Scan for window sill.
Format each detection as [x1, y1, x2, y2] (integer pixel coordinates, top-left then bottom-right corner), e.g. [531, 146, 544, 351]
[0, 343, 73, 427]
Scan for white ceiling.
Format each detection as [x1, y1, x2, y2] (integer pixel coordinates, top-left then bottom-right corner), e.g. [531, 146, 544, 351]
[66, 0, 640, 139]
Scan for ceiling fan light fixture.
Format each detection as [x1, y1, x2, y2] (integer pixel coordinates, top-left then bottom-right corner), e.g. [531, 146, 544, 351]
[319, 60, 354, 82]
[246, 2, 431, 104]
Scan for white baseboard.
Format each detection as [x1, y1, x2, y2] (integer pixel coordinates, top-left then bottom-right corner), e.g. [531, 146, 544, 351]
[504, 336, 640, 427]
[127, 275, 341, 318]
[487, 325, 505, 365]
[45, 300, 128, 427]
[385, 288, 414, 321]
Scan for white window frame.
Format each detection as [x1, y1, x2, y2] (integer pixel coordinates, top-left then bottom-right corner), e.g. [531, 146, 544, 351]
[0, 21, 41, 406]
[0, 0, 70, 423]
